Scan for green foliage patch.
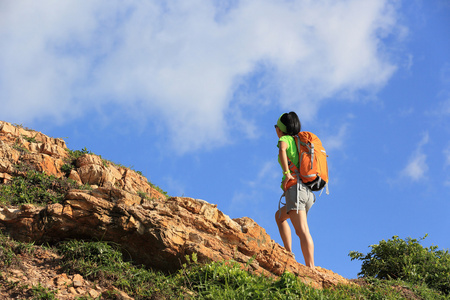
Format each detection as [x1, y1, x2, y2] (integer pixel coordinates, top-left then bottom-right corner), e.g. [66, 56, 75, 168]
[149, 181, 169, 198]
[21, 134, 40, 144]
[30, 283, 57, 299]
[350, 235, 450, 295]
[0, 233, 33, 269]
[1, 232, 449, 300]
[65, 147, 92, 161]
[0, 170, 87, 206]
[178, 259, 317, 300]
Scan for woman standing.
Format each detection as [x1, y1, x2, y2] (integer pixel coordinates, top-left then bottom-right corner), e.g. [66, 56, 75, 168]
[274, 112, 315, 268]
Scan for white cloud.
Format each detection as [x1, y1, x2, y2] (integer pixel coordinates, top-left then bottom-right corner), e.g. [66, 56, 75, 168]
[161, 175, 186, 198]
[0, 0, 404, 153]
[401, 132, 429, 181]
[229, 159, 279, 207]
[399, 107, 414, 117]
[322, 123, 349, 152]
[246, 160, 279, 188]
[401, 152, 428, 181]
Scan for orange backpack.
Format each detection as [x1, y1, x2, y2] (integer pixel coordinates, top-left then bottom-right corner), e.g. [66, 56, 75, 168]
[286, 131, 329, 193]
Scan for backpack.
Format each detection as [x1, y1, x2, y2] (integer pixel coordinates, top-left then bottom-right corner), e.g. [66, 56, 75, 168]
[286, 131, 329, 194]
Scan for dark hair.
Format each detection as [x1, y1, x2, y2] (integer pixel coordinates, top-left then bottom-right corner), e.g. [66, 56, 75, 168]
[280, 112, 301, 136]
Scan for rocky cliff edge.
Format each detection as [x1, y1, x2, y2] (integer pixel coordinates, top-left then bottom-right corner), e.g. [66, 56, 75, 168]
[0, 121, 351, 290]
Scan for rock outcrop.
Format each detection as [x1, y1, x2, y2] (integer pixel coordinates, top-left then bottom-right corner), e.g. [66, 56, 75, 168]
[0, 121, 350, 289]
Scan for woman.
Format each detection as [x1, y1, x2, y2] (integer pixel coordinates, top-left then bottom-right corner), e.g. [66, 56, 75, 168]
[274, 112, 315, 268]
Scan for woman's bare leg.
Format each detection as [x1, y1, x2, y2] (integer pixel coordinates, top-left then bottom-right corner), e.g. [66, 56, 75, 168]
[275, 206, 292, 253]
[289, 210, 314, 268]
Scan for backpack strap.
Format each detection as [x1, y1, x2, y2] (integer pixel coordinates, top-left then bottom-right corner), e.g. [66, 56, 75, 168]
[277, 193, 286, 219]
[297, 136, 314, 170]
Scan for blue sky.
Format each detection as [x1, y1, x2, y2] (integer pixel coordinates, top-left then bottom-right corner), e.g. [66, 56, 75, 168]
[1, 0, 449, 279]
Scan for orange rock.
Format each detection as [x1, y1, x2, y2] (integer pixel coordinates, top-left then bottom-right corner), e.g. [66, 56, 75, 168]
[53, 273, 72, 286]
[68, 170, 83, 184]
[72, 274, 84, 287]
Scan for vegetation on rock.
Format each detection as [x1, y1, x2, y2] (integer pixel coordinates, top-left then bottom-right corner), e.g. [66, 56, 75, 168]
[2, 232, 447, 299]
[0, 170, 87, 206]
[350, 235, 450, 296]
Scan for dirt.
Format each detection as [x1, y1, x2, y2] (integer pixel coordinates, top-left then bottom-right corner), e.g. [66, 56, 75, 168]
[0, 246, 133, 300]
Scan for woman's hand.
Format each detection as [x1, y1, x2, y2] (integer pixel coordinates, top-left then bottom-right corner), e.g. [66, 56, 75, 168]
[283, 172, 295, 191]
[279, 140, 295, 190]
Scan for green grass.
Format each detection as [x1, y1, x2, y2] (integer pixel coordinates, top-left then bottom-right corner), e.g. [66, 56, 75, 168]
[30, 283, 57, 300]
[176, 258, 447, 300]
[0, 170, 85, 206]
[0, 231, 449, 299]
[53, 240, 450, 299]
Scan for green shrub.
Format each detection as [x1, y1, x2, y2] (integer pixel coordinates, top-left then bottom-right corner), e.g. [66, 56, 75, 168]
[22, 134, 39, 144]
[349, 235, 450, 295]
[0, 170, 81, 206]
[60, 163, 74, 175]
[148, 181, 169, 199]
[65, 147, 92, 160]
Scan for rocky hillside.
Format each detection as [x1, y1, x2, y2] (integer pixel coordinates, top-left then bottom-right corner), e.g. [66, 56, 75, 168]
[0, 121, 351, 298]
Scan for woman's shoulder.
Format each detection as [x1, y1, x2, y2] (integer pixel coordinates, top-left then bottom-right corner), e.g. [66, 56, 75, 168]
[279, 135, 294, 143]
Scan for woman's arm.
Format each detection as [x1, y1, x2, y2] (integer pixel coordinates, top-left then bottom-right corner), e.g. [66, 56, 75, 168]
[279, 140, 295, 190]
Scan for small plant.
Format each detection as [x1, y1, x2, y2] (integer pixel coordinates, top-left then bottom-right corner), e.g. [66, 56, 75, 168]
[127, 165, 143, 176]
[101, 159, 109, 167]
[13, 162, 34, 173]
[0, 234, 21, 269]
[22, 134, 39, 144]
[30, 283, 56, 299]
[137, 191, 149, 200]
[12, 142, 30, 154]
[79, 183, 93, 191]
[0, 234, 37, 271]
[65, 147, 92, 161]
[60, 163, 74, 175]
[148, 181, 169, 199]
